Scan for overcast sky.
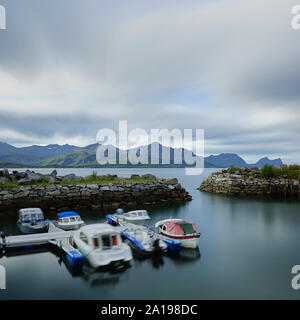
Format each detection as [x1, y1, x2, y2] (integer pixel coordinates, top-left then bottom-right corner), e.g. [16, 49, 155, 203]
[0, 0, 299, 163]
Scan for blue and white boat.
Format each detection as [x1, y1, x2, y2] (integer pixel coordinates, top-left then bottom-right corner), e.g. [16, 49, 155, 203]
[106, 209, 181, 252]
[106, 209, 150, 227]
[122, 223, 168, 255]
[54, 211, 84, 230]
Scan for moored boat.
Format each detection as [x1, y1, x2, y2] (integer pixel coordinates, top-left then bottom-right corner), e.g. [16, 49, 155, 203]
[106, 209, 150, 226]
[155, 219, 200, 249]
[17, 208, 48, 234]
[123, 223, 168, 255]
[54, 211, 84, 230]
[73, 224, 132, 269]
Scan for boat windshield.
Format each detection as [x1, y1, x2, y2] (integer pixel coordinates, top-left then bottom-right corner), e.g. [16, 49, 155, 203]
[125, 211, 148, 217]
[21, 213, 43, 222]
[21, 214, 31, 223]
[102, 235, 111, 249]
[93, 234, 118, 249]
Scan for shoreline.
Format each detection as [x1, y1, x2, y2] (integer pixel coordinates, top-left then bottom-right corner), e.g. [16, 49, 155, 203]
[199, 167, 300, 198]
[0, 170, 192, 212]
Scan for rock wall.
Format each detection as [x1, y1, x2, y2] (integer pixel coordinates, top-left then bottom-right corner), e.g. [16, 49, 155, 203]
[199, 169, 300, 198]
[0, 178, 192, 212]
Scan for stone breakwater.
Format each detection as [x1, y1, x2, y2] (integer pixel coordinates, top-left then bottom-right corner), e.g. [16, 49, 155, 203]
[199, 168, 300, 198]
[0, 178, 192, 212]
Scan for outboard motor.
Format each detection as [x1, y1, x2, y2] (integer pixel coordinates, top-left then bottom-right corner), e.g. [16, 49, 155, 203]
[0, 231, 6, 247]
[153, 238, 162, 253]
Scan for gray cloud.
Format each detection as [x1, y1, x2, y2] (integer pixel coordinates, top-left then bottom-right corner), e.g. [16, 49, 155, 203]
[0, 0, 299, 163]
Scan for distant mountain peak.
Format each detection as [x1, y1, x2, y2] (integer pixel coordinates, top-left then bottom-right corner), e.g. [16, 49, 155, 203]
[0, 141, 285, 168]
[254, 157, 283, 167]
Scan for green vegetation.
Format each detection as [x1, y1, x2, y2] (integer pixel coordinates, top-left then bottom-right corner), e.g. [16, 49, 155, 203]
[260, 164, 300, 179]
[228, 165, 239, 174]
[0, 176, 157, 188]
[260, 164, 276, 178]
[274, 164, 300, 179]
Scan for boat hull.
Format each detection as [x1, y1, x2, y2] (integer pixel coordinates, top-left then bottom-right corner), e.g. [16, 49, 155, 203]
[159, 233, 200, 249]
[73, 234, 133, 269]
[54, 221, 84, 231]
[17, 221, 48, 234]
[85, 246, 133, 269]
[123, 230, 167, 255]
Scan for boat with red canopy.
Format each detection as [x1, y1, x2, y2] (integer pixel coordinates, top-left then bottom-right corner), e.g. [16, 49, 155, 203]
[155, 219, 200, 249]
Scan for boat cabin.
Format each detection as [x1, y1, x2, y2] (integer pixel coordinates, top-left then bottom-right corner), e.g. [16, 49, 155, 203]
[124, 210, 149, 218]
[79, 225, 121, 250]
[57, 211, 82, 224]
[158, 220, 198, 235]
[19, 208, 44, 223]
[124, 210, 150, 219]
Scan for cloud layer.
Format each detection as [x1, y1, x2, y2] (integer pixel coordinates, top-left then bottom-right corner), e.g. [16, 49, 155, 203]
[0, 0, 299, 163]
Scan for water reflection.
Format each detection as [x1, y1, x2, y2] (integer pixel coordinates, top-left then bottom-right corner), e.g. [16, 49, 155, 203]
[167, 248, 201, 266]
[131, 250, 165, 269]
[50, 247, 83, 277]
[1, 168, 300, 299]
[81, 264, 130, 288]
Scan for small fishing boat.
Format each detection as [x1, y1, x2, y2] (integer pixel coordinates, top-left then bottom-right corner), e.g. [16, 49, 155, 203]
[73, 224, 133, 269]
[155, 219, 200, 249]
[54, 211, 84, 230]
[106, 209, 150, 226]
[17, 208, 48, 234]
[123, 224, 168, 255]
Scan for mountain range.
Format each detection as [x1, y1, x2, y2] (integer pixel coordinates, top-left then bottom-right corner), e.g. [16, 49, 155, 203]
[0, 141, 283, 168]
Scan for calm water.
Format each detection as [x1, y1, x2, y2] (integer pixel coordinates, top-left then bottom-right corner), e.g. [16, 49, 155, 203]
[1, 168, 300, 300]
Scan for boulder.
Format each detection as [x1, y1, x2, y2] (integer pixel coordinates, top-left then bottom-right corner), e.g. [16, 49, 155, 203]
[48, 176, 57, 184]
[0, 177, 10, 185]
[17, 178, 32, 185]
[131, 174, 140, 179]
[25, 170, 43, 183]
[100, 186, 110, 191]
[3, 169, 9, 178]
[167, 178, 178, 185]
[106, 174, 118, 180]
[50, 170, 57, 178]
[63, 174, 82, 182]
[142, 174, 156, 180]
[15, 171, 27, 180]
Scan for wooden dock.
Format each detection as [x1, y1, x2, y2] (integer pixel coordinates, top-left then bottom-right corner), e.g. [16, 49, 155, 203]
[0, 222, 84, 266]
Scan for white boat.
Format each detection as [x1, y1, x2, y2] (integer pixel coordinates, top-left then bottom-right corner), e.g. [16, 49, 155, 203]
[155, 219, 200, 249]
[73, 224, 133, 269]
[54, 211, 84, 230]
[17, 208, 48, 234]
[107, 209, 150, 226]
[123, 223, 168, 255]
